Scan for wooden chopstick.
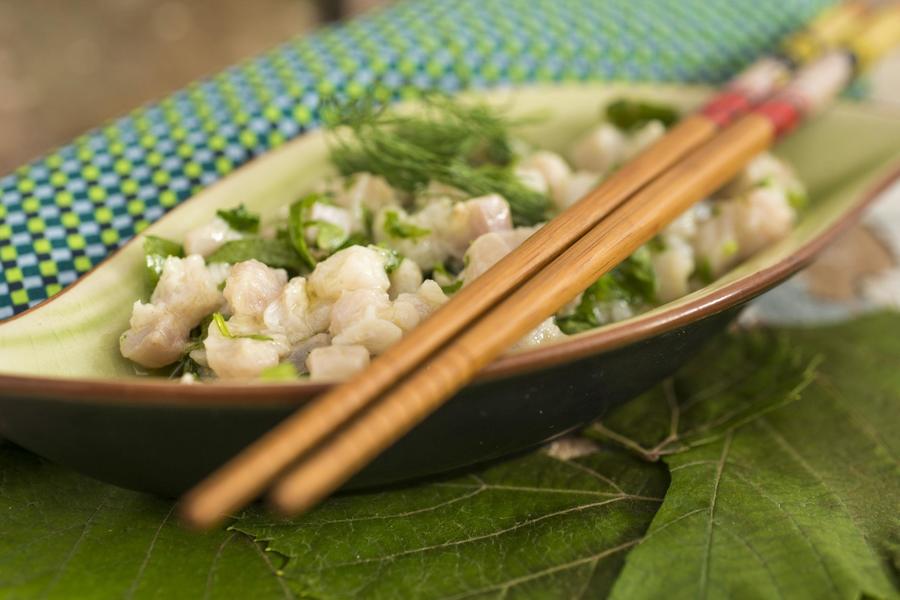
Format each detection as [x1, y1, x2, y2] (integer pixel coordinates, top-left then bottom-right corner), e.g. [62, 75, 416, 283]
[267, 113, 775, 513]
[178, 3, 878, 529]
[178, 115, 715, 528]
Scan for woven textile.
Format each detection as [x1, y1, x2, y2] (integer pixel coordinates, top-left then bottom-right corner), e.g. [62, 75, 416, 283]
[0, 0, 833, 318]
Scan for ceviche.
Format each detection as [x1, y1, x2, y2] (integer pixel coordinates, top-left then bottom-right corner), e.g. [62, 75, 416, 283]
[120, 97, 806, 382]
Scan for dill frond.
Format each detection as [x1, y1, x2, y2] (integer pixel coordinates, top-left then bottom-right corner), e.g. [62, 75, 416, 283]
[326, 96, 550, 225]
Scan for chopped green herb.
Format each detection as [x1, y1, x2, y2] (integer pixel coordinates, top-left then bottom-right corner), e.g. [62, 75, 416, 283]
[212, 312, 272, 341]
[787, 188, 808, 211]
[216, 204, 260, 233]
[211, 312, 230, 337]
[371, 245, 402, 273]
[693, 257, 715, 285]
[647, 235, 667, 253]
[260, 362, 300, 381]
[556, 248, 657, 335]
[606, 99, 679, 131]
[441, 280, 463, 294]
[207, 239, 307, 273]
[432, 262, 461, 294]
[721, 239, 739, 258]
[143, 235, 183, 290]
[755, 175, 777, 189]
[383, 210, 431, 240]
[337, 231, 373, 251]
[288, 195, 319, 269]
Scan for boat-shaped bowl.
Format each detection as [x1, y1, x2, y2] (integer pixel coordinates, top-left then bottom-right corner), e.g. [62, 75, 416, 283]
[1, 84, 899, 496]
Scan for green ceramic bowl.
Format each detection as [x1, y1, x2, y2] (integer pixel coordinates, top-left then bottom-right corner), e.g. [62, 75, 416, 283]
[1, 84, 899, 496]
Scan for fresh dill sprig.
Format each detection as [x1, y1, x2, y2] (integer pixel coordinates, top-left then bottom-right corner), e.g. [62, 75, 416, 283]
[326, 95, 550, 225]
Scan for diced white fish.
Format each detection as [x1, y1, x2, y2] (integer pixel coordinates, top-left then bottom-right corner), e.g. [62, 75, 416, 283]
[262, 277, 322, 344]
[308, 245, 391, 302]
[224, 259, 288, 319]
[519, 150, 571, 200]
[286, 333, 332, 374]
[333, 173, 401, 231]
[514, 166, 550, 195]
[389, 280, 448, 332]
[460, 226, 540, 284]
[512, 317, 565, 349]
[569, 123, 627, 173]
[307, 344, 371, 381]
[329, 288, 402, 355]
[554, 171, 600, 211]
[444, 194, 513, 257]
[203, 321, 282, 379]
[624, 120, 666, 160]
[389, 258, 424, 298]
[651, 235, 695, 303]
[120, 255, 223, 368]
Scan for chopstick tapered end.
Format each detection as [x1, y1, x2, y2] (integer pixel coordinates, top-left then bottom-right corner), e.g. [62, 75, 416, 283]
[177, 490, 233, 531]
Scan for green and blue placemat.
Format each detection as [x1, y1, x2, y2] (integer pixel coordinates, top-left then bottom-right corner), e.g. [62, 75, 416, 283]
[0, 0, 833, 319]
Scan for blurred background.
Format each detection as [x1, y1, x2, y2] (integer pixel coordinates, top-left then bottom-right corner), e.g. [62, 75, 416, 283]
[0, 0, 388, 174]
[1, 0, 898, 176]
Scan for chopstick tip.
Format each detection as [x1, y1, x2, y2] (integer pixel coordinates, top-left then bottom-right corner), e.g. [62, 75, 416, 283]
[176, 491, 230, 531]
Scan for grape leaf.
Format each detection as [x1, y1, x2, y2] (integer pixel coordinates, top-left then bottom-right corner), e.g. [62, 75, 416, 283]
[586, 328, 819, 460]
[0, 444, 292, 599]
[234, 447, 668, 599]
[603, 313, 900, 599]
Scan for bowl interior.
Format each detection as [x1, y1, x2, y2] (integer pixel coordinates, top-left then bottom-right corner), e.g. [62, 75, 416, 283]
[1, 84, 900, 382]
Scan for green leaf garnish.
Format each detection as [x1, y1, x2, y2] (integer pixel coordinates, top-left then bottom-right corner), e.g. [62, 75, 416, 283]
[259, 362, 300, 381]
[311, 220, 348, 252]
[382, 210, 431, 240]
[143, 235, 183, 290]
[286, 193, 354, 267]
[207, 239, 308, 273]
[216, 204, 260, 233]
[211, 312, 231, 337]
[556, 247, 657, 334]
[606, 98, 679, 131]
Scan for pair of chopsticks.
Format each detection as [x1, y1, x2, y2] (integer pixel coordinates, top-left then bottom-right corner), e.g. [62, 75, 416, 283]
[180, 2, 900, 529]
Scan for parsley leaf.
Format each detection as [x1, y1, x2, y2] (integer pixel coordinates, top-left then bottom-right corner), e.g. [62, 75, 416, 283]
[383, 210, 430, 240]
